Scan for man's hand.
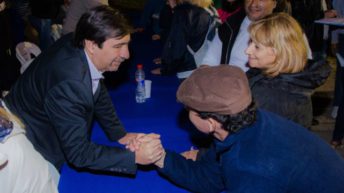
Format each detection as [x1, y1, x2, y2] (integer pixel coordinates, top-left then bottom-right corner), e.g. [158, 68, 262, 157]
[118, 132, 144, 146]
[324, 9, 337, 18]
[135, 134, 164, 165]
[154, 151, 166, 168]
[181, 149, 199, 161]
[123, 133, 147, 152]
[0, 1, 6, 12]
[151, 68, 161, 75]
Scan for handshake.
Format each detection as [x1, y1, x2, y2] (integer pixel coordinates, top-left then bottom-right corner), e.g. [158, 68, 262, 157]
[119, 133, 166, 168]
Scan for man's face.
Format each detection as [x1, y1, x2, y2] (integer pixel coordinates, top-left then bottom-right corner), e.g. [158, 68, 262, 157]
[189, 110, 211, 134]
[89, 34, 130, 72]
[188, 110, 228, 141]
[245, 0, 276, 21]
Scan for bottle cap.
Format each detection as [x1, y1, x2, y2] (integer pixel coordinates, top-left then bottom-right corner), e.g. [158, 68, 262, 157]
[137, 64, 143, 69]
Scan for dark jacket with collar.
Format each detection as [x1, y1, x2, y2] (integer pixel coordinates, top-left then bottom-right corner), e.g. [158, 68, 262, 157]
[161, 3, 211, 75]
[291, 0, 325, 52]
[247, 59, 331, 128]
[158, 110, 344, 193]
[4, 34, 136, 173]
[218, 7, 246, 64]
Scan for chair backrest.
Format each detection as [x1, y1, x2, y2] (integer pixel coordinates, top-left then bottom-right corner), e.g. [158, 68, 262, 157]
[15, 42, 41, 74]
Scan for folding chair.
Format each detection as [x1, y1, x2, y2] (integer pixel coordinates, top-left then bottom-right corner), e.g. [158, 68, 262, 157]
[15, 42, 41, 74]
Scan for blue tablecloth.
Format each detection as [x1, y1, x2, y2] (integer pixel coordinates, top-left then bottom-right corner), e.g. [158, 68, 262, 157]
[58, 83, 195, 193]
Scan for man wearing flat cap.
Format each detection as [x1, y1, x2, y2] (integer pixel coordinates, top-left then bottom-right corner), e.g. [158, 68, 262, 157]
[153, 65, 344, 193]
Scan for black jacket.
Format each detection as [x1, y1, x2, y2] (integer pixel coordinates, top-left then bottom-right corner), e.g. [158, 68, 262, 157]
[159, 3, 174, 43]
[29, 0, 63, 19]
[0, 9, 20, 91]
[291, 0, 325, 52]
[4, 34, 136, 173]
[247, 59, 331, 128]
[218, 7, 246, 64]
[161, 3, 211, 75]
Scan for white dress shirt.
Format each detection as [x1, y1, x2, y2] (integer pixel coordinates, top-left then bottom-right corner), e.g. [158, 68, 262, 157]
[84, 50, 104, 94]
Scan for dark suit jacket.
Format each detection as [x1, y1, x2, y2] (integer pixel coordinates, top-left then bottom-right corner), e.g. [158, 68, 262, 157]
[4, 34, 137, 174]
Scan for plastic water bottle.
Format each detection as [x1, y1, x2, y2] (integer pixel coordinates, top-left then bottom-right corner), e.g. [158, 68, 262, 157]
[135, 64, 146, 103]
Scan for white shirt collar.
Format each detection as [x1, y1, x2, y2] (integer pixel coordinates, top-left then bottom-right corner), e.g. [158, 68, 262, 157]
[84, 50, 104, 94]
[228, 16, 251, 72]
[84, 50, 103, 81]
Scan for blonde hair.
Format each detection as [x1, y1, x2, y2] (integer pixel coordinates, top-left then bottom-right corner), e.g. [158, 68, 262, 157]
[0, 107, 25, 129]
[248, 13, 307, 77]
[177, 0, 213, 8]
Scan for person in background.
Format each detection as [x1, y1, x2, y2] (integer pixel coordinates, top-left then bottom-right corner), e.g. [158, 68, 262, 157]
[158, 0, 176, 45]
[331, 32, 344, 148]
[201, 0, 290, 72]
[135, 0, 165, 41]
[330, 0, 344, 148]
[28, 0, 64, 51]
[246, 13, 330, 128]
[217, 0, 244, 23]
[181, 0, 291, 160]
[0, 101, 59, 193]
[151, 0, 216, 80]
[0, 0, 21, 95]
[62, 0, 108, 35]
[151, 0, 177, 65]
[290, 0, 337, 61]
[8, 0, 30, 46]
[154, 64, 344, 193]
[4, 5, 163, 174]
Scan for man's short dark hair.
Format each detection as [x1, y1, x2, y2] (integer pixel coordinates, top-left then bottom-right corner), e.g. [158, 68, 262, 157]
[274, 0, 290, 14]
[73, 5, 133, 48]
[197, 102, 257, 133]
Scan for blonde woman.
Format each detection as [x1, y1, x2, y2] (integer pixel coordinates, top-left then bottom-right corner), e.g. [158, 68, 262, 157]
[246, 13, 330, 128]
[0, 100, 59, 193]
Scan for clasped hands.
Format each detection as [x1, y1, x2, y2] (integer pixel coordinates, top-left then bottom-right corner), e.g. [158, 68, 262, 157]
[119, 133, 165, 166]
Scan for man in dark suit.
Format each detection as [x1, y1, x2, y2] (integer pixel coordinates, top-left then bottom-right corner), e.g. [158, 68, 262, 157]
[3, 5, 164, 177]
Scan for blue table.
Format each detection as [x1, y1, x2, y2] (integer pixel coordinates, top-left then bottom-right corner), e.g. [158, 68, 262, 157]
[58, 82, 196, 193]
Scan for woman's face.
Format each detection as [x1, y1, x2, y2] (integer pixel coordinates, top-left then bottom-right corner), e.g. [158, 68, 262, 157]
[245, 40, 276, 69]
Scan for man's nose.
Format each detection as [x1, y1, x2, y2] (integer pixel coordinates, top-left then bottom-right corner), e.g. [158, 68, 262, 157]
[121, 46, 130, 59]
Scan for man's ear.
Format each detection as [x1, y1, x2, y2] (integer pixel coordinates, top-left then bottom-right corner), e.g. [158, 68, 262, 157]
[273, 0, 277, 10]
[207, 118, 217, 133]
[84, 40, 96, 54]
